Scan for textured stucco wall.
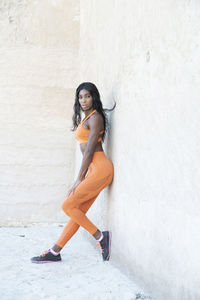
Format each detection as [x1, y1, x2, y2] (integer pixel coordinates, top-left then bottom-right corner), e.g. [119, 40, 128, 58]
[79, 1, 200, 299]
[0, 0, 80, 225]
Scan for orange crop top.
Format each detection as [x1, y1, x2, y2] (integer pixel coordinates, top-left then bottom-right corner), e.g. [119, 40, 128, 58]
[75, 109, 104, 144]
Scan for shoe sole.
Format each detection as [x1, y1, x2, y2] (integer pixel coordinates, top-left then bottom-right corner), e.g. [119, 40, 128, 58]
[105, 231, 112, 261]
[31, 260, 62, 264]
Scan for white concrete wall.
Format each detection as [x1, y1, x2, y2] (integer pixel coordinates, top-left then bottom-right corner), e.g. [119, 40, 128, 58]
[79, 1, 200, 299]
[0, 0, 80, 225]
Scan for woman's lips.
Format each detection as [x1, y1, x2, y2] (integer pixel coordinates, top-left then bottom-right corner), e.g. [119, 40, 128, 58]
[82, 105, 87, 108]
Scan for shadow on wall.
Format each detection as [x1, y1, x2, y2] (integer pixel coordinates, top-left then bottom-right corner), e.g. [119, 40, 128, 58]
[103, 88, 117, 224]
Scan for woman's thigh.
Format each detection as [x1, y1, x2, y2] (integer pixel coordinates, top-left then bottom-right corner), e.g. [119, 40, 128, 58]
[62, 172, 111, 210]
[77, 194, 98, 213]
[63, 152, 113, 210]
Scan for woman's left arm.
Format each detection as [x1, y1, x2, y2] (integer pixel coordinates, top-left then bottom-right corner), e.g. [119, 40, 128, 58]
[67, 114, 103, 196]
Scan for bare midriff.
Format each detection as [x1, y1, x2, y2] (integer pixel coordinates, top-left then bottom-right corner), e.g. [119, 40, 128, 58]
[80, 141, 104, 155]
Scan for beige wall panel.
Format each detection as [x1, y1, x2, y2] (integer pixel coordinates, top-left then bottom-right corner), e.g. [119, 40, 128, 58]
[0, 0, 80, 225]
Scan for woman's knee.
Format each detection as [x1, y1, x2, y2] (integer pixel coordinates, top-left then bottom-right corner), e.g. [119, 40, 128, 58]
[62, 204, 72, 217]
[61, 197, 75, 215]
[62, 200, 70, 213]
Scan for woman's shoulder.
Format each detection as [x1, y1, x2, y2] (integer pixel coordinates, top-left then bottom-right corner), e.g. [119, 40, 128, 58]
[89, 110, 103, 123]
[91, 110, 102, 119]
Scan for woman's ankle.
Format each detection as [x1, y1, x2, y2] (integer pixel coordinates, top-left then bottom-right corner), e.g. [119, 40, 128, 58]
[52, 244, 62, 253]
[93, 229, 103, 241]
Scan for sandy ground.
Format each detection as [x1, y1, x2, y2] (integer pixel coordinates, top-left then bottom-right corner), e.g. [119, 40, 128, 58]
[0, 224, 153, 300]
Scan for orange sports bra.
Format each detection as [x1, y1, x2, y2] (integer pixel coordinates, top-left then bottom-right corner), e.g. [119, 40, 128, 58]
[75, 109, 104, 144]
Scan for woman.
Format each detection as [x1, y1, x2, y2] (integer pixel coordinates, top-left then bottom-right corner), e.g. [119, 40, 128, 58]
[31, 82, 116, 263]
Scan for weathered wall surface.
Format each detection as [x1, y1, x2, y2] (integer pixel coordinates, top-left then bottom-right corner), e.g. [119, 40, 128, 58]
[1, 0, 200, 298]
[0, 0, 80, 225]
[79, 1, 200, 299]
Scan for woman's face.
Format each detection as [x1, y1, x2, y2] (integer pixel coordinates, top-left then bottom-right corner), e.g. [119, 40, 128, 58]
[78, 89, 93, 111]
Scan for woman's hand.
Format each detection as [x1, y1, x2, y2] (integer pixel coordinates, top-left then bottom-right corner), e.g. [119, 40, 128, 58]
[67, 179, 82, 197]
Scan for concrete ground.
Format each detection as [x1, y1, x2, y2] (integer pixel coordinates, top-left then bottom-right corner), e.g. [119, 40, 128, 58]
[0, 224, 153, 300]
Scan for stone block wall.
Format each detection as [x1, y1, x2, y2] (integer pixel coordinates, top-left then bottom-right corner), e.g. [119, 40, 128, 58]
[0, 0, 80, 225]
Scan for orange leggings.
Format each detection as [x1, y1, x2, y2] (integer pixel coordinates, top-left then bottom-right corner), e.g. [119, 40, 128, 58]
[56, 151, 114, 248]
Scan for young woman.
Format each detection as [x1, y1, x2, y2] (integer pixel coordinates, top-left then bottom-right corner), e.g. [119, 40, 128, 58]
[31, 82, 116, 263]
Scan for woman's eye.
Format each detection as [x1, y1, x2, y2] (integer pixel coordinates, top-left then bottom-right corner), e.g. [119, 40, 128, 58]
[79, 95, 90, 99]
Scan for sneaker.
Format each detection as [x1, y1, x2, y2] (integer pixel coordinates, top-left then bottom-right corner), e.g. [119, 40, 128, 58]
[97, 231, 112, 261]
[30, 249, 62, 264]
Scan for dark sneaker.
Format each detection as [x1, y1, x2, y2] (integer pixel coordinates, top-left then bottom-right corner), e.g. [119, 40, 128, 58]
[30, 249, 62, 264]
[97, 231, 112, 261]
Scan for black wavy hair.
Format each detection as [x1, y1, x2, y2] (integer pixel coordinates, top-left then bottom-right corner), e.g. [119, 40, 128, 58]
[72, 82, 116, 142]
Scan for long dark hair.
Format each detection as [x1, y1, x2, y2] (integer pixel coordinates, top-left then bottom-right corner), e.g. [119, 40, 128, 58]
[72, 82, 116, 142]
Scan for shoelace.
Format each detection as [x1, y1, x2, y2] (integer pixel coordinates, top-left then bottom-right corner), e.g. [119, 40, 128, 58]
[97, 242, 104, 253]
[40, 250, 49, 257]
